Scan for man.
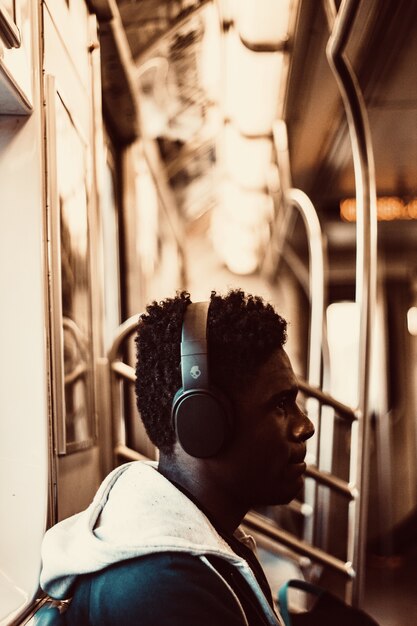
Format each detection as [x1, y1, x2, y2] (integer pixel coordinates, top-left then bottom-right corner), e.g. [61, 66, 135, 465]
[40, 289, 314, 625]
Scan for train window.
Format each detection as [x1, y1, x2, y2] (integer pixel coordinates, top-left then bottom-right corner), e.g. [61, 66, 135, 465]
[100, 145, 121, 350]
[48, 88, 96, 454]
[1, 0, 16, 21]
[326, 302, 360, 407]
[135, 155, 159, 281]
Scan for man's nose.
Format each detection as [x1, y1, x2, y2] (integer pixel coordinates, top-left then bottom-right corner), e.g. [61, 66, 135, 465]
[293, 407, 315, 442]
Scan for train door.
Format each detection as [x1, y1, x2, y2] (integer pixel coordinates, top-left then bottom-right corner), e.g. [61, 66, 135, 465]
[42, 0, 106, 521]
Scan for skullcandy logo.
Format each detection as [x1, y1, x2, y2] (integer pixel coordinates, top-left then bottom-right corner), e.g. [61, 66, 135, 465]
[190, 365, 201, 379]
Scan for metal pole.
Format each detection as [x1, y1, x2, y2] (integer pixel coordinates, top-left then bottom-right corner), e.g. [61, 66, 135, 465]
[285, 189, 326, 545]
[286, 188, 325, 392]
[325, 0, 378, 606]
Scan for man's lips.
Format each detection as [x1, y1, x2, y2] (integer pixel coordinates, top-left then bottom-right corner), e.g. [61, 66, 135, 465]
[290, 461, 307, 475]
[289, 447, 307, 465]
[287, 446, 307, 476]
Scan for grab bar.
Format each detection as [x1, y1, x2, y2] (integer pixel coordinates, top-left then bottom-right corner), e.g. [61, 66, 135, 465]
[326, 0, 378, 606]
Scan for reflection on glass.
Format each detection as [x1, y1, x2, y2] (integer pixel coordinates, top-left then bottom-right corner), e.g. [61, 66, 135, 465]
[1, 1, 15, 20]
[101, 152, 121, 349]
[55, 94, 94, 451]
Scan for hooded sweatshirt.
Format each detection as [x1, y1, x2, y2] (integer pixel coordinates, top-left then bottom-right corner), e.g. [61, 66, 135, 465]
[40, 461, 284, 626]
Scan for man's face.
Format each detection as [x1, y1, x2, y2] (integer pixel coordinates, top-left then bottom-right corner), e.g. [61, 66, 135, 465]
[224, 347, 314, 507]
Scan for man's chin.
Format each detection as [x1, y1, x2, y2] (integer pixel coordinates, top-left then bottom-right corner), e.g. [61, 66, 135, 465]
[255, 485, 304, 508]
[278, 476, 305, 505]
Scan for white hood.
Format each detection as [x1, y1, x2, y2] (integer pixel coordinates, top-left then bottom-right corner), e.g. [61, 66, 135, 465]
[40, 461, 283, 625]
[41, 461, 247, 598]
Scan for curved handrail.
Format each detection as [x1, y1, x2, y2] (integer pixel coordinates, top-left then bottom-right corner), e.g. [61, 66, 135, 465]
[271, 122, 327, 395]
[62, 317, 90, 386]
[107, 313, 140, 364]
[107, 314, 141, 457]
[286, 188, 325, 391]
[280, 188, 327, 546]
[325, 0, 378, 606]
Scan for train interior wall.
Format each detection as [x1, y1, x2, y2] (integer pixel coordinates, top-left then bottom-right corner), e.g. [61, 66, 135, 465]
[0, 1, 48, 618]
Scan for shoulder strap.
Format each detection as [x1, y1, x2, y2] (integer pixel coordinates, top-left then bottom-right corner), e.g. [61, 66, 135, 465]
[278, 579, 324, 626]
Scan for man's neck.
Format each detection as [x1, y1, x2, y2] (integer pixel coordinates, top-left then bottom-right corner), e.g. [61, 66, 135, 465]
[158, 453, 247, 534]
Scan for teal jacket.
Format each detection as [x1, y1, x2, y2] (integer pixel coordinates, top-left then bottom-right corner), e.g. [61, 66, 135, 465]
[39, 461, 284, 625]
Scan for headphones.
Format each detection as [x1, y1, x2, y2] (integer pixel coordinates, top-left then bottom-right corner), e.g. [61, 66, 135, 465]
[171, 301, 233, 458]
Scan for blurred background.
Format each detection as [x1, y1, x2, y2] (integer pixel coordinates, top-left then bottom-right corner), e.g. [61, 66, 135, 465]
[0, 1, 416, 624]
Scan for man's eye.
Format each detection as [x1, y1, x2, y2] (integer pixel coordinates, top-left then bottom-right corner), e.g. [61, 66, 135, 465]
[276, 398, 287, 411]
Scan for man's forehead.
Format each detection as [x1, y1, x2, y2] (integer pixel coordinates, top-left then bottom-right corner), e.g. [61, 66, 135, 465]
[261, 348, 297, 386]
[239, 347, 298, 400]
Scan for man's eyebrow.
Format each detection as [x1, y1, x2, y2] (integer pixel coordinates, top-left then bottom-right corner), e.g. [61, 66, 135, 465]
[278, 384, 299, 398]
[266, 384, 299, 408]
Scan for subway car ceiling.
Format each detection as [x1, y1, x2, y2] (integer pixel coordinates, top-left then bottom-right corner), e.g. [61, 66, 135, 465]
[92, 0, 417, 274]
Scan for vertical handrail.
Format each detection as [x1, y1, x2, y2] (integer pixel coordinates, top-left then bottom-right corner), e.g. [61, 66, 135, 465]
[269, 121, 299, 281]
[285, 188, 326, 546]
[325, 0, 378, 607]
[272, 121, 327, 546]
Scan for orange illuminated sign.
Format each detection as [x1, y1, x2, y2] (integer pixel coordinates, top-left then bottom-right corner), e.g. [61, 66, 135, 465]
[340, 197, 417, 222]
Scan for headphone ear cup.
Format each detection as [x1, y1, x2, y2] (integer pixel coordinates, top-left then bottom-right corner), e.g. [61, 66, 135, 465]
[172, 388, 232, 458]
[174, 301, 234, 458]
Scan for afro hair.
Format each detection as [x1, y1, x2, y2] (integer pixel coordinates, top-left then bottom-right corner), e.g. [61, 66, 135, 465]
[135, 289, 287, 455]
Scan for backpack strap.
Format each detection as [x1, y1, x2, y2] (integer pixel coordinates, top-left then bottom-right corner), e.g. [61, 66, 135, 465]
[278, 579, 324, 626]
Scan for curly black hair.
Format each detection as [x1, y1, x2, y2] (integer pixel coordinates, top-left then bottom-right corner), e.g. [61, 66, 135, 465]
[135, 289, 287, 455]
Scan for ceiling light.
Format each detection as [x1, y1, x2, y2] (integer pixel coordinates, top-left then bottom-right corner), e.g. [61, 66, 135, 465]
[220, 125, 273, 189]
[199, 4, 222, 103]
[211, 209, 267, 275]
[236, 0, 293, 46]
[223, 29, 284, 135]
[219, 180, 274, 225]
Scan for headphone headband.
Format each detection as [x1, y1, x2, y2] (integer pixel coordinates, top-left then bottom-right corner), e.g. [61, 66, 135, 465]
[180, 301, 210, 390]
